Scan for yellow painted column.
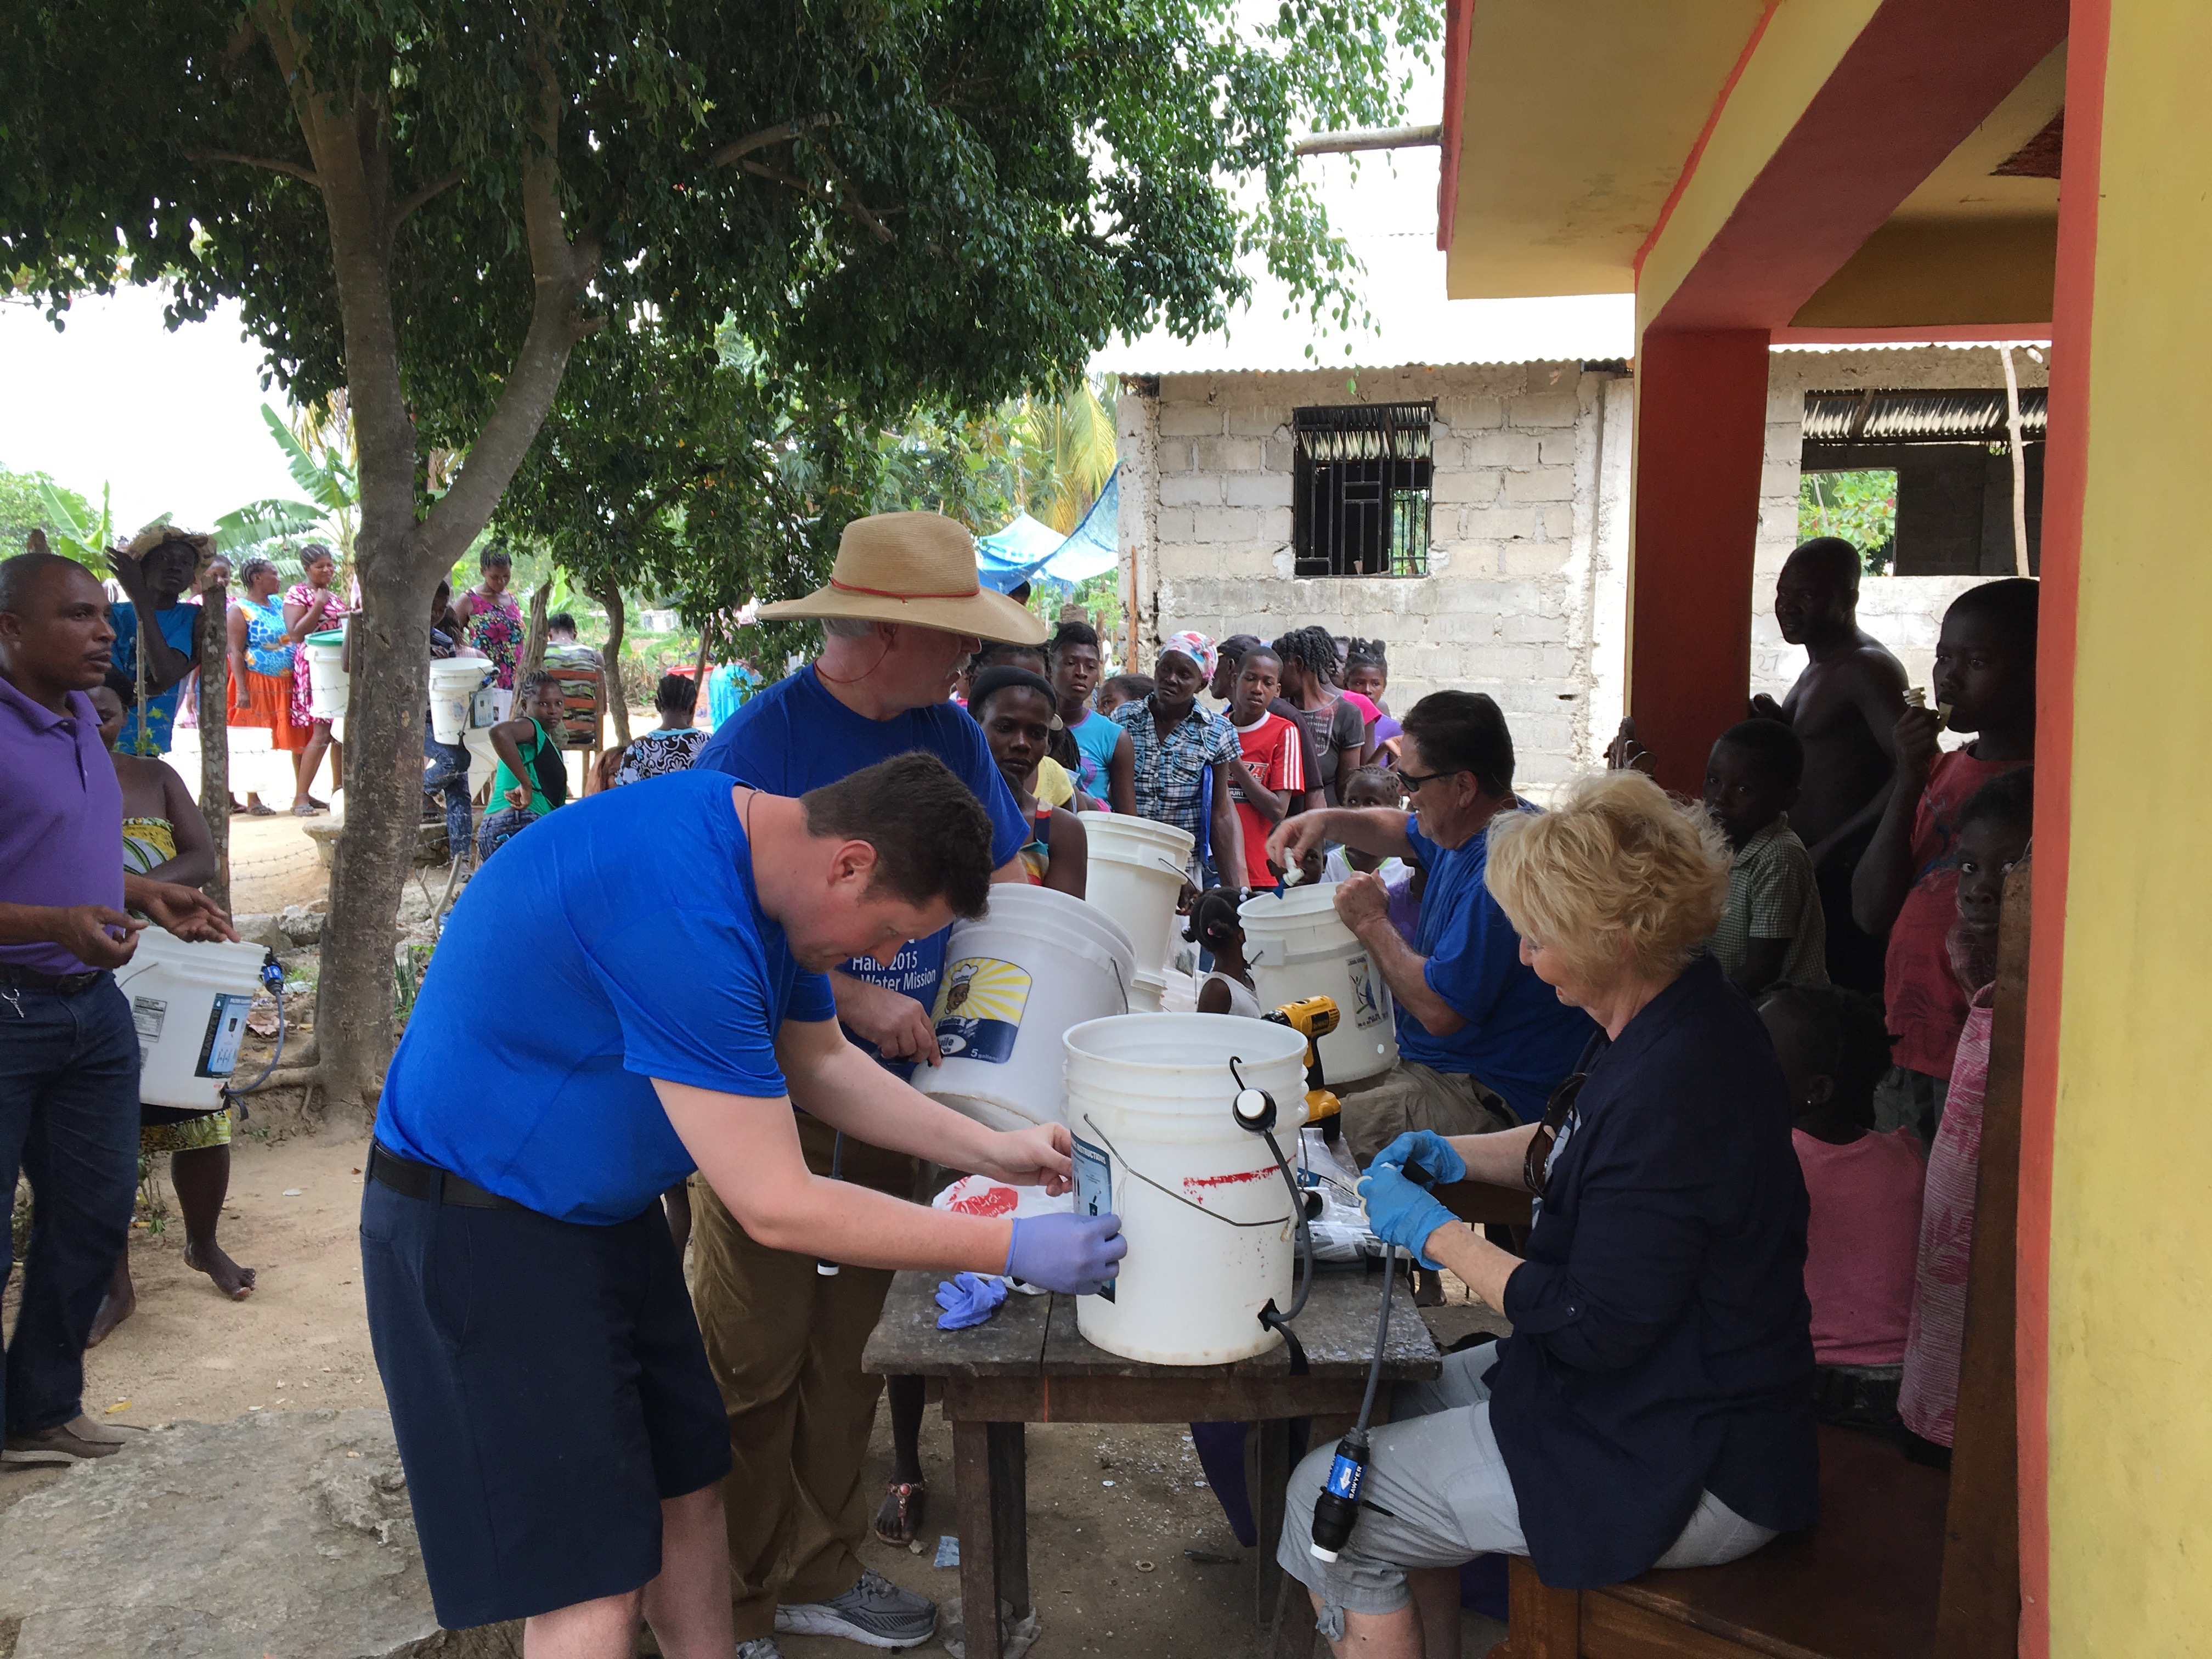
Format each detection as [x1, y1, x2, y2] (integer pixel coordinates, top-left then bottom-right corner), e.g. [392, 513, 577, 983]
[2045, 4, 2212, 1650]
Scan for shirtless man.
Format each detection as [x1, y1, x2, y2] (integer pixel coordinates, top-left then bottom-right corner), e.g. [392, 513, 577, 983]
[1747, 537, 1907, 992]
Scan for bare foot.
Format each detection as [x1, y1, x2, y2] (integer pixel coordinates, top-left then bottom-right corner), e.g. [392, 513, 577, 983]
[87, 1282, 136, 1347]
[184, 1240, 257, 1300]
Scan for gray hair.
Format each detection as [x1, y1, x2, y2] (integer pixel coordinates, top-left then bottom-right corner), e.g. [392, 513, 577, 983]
[822, 616, 879, 640]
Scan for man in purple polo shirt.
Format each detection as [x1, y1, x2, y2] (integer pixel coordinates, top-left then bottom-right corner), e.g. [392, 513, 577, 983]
[0, 551, 235, 1465]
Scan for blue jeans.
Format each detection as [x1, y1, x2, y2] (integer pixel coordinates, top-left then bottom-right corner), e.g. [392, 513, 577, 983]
[424, 719, 473, 864]
[0, 973, 140, 1436]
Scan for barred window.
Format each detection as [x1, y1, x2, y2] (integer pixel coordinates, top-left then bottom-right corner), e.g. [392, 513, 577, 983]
[1291, 403, 1434, 577]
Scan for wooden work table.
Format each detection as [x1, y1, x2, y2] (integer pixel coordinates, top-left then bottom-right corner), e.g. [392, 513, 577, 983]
[863, 1263, 1441, 1659]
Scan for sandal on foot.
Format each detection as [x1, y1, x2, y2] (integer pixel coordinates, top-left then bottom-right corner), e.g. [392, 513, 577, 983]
[872, 1479, 928, 1547]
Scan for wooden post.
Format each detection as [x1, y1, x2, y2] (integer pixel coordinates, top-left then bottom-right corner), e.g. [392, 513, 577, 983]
[2000, 346, 2032, 577]
[198, 573, 232, 911]
[599, 576, 630, 747]
[1935, 855, 2030, 1657]
[514, 580, 551, 691]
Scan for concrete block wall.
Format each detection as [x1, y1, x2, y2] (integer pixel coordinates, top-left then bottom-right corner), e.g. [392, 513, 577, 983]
[1120, 363, 1633, 788]
[1753, 345, 2050, 699]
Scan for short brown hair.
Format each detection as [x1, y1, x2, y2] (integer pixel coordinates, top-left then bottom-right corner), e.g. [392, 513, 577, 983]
[801, 752, 994, 919]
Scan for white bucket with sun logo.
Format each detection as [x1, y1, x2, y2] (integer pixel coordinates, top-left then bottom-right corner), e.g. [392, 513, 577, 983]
[915, 884, 1138, 1132]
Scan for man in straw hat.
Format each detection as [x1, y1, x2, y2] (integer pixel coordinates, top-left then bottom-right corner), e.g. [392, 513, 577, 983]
[108, 527, 218, 755]
[690, 511, 1044, 1654]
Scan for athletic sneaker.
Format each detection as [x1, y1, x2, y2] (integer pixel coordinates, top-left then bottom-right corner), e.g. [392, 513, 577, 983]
[734, 1640, 785, 1659]
[775, 1568, 938, 1649]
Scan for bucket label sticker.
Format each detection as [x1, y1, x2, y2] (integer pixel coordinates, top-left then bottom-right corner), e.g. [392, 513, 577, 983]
[930, 956, 1031, 1064]
[1071, 1137, 1116, 1302]
[1345, 955, 1385, 1029]
[132, 996, 167, 1043]
[195, 992, 256, 1079]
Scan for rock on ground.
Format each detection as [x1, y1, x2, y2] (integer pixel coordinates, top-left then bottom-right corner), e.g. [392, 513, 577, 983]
[0, 1409, 519, 1659]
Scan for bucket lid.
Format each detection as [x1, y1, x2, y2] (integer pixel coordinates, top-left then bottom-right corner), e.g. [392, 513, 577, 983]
[1063, 1010, 1306, 1071]
[307, 629, 346, 647]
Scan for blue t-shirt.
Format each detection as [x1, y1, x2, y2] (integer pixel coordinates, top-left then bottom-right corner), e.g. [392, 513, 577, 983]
[373, 772, 836, 1223]
[1398, 813, 1597, 1121]
[110, 601, 199, 754]
[691, 667, 1028, 1058]
[1066, 708, 1122, 799]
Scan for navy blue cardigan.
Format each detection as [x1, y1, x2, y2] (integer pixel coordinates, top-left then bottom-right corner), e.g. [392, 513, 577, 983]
[1491, 953, 1818, 1588]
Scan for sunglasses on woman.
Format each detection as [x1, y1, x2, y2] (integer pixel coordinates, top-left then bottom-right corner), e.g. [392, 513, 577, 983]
[1522, 1071, 1589, 1198]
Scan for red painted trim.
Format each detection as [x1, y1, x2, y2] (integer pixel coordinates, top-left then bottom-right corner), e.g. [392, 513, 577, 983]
[1650, 0, 2069, 331]
[1436, 0, 1475, 252]
[1624, 329, 1771, 795]
[1632, 1, 1780, 278]
[1770, 324, 2053, 345]
[2016, 7, 2105, 1652]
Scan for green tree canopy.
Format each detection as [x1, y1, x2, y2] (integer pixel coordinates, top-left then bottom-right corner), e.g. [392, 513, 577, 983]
[0, 0, 1433, 1109]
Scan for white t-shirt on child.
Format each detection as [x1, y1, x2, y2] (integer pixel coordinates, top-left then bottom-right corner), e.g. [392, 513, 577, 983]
[1321, 849, 1406, 886]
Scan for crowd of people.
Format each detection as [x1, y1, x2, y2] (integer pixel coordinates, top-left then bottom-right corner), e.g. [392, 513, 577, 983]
[1, 506, 2041, 1659]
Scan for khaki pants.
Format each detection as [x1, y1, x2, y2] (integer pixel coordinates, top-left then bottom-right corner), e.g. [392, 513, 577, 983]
[1339, 1059, 1517, 1165]
[689, 1114, 916, 1639]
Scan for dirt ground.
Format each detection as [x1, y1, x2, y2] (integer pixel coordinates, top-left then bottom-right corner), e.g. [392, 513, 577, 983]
[4, 1130, 1510, 1658]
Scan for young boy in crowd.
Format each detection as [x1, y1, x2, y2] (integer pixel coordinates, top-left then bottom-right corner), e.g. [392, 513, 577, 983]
[1759, 985, 1923, 1427]
[1223, 646, 1306, 890]
[1853, 578, 2038, 1142]
[1317, 766, 1409, 885]
[1900, 766, 2034, 1458]
[1703, 719, 1828, 997]
[1097, 673, 1152, 716]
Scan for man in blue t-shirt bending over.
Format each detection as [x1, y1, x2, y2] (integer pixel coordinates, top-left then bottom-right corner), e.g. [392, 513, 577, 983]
[688, 510, 1045, 1652]
[363, 754, 1120, 1658]
[1269, 691, 1597, 1165]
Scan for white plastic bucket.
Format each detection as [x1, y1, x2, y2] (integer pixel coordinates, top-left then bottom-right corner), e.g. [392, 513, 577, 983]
[1064, 1013, 1309, 1365]
[1125, 969, 1166, 1013]
[428, 658, 484, 743]
[1077, 812, 1194, 971]
[1239, 887, 1399, 1085]
[112, 927, 269, 1111]
[917, 885, 1137, 1132]
[305, 637, 349, 720]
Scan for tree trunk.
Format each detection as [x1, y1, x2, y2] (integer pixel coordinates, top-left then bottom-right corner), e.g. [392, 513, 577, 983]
[264, 21, 600, 1119]
[198, 581, 232, 912]
[516, 581, 551, 689]
[601, 576, 630, 746]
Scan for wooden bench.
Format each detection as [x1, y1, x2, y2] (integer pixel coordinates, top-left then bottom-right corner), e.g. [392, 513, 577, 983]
[1480, 859, 2033, 1659]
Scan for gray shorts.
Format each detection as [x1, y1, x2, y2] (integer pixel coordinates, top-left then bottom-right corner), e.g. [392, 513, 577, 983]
[1339, 1060, 1517, 1165]
[1276, 1342, 1779, 1628]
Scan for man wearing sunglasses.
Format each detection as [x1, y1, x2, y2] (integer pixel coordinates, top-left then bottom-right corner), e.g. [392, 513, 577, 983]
[1266, 690, 1595, 1164]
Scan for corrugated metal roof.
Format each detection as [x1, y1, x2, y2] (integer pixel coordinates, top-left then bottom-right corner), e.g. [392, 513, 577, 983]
[1803, 387, 2048, 444]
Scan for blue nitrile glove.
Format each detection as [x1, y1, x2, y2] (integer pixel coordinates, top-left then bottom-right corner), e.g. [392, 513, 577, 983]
[1369, 1130, 1467, 1188]
[934, 1271, 1010, 1331]
[1005, 1212, 1127, 1296]
[1357, 1163, 1458, 1271]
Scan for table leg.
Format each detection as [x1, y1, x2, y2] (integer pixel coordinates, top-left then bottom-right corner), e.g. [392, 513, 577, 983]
[1252, 1419, 1292, 1625]
[954, 1419, 1030, 1658]
[1268, 1571, 1321, 1659]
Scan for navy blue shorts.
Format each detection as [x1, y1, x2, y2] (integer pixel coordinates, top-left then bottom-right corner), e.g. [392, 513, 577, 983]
[360, 1174, 730, 1628]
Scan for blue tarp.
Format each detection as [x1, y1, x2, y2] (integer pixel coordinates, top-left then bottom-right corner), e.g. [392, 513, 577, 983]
[972, 467, 1120, 592]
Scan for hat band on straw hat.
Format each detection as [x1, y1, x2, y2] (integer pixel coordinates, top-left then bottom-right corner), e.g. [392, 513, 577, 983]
[829, 577, 981, 601]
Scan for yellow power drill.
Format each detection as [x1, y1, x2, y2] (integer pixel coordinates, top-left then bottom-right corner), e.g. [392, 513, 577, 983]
[1262, 995, 1342, 1131]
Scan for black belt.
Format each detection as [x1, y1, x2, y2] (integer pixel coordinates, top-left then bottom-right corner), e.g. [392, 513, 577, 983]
[368, 1141, 528, 1211]
[0, 963, 108, 995]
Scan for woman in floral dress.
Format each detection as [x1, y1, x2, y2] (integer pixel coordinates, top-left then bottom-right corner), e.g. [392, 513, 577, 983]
[452, 545, 522, 690]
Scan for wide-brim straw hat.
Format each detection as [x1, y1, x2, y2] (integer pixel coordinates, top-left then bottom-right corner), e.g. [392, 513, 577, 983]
[756, 511, 1046, 645]
[123, 525, 219, 585]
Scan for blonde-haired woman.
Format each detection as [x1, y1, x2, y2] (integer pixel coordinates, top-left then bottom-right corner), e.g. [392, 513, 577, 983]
[1278, 771, 1816, 1657]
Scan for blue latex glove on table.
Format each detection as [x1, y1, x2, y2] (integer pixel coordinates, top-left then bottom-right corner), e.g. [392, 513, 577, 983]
[1369, 1129, 1467, 1187]
[1357, 1162, 1458, 1271]
[935, 1271, 1010, 1330]
[1006, 1212, 1126, 1295]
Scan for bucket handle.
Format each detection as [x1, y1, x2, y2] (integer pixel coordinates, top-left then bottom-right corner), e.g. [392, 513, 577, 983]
[1079, 1114, 1291, 1233]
